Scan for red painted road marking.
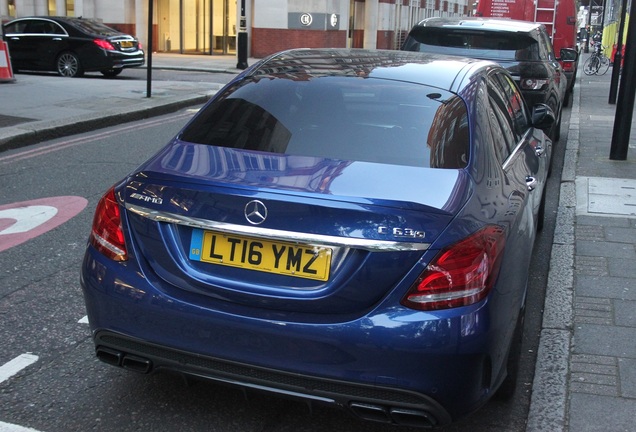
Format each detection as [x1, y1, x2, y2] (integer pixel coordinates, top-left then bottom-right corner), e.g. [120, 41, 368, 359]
[0, 196, 88, 252]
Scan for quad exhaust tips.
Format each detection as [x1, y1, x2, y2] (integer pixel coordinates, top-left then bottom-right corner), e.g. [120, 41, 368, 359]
[95, 346, 152, 374]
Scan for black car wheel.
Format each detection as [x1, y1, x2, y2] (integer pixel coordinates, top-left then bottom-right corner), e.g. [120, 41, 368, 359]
[56, 52, 84, 77]
[537, 189, 547, 231]
[101, 68, 123, 78]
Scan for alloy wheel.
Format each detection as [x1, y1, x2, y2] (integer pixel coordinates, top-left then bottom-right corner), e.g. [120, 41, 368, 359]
[57, 52, 82, 77]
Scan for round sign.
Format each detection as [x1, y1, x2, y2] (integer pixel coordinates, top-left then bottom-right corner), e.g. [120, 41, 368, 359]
[300, 13, 313, 26]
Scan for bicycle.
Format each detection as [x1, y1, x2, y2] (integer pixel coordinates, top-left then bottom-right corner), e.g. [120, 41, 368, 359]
[584, 44, 611, 76]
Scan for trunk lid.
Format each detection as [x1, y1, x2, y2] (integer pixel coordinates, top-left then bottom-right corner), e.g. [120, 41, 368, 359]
[121, 142, 472, 315]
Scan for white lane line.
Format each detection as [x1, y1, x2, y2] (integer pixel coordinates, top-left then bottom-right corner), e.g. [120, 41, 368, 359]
[0, 354, 39, 384]
[78, 316, 89, 324]
[0, 421, 45, 432]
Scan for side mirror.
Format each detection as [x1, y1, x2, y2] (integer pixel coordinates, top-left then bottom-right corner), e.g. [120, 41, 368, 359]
[559, 47, 579, 62]
[531, 104, 556, 131]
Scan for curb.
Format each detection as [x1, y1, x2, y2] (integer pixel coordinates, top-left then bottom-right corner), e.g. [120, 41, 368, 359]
[0, 94, 211, 153]
[525, 63, 581, 432]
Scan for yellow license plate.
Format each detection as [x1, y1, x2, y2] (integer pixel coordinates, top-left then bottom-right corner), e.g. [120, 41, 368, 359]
[189, 229, 332, 281]
[120, 41, 133, 48]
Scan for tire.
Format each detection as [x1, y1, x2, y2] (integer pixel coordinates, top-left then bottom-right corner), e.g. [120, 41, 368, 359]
[583, 56, 598, 75]
[537, 188, 547, 231]
[495, 306, 526, 400]
[551, 109, 562, 142]
[563, 87, 572, 108]
[597, 56, 610, 76]
[101, 68, 123, 78]
[56, 52, 84, 77]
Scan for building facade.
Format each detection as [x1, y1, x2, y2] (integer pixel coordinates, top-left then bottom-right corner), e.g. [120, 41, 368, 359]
[1, 0, 469, 58]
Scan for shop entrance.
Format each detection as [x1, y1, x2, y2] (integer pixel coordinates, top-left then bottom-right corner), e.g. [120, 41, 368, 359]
[156, 0, 235, 54]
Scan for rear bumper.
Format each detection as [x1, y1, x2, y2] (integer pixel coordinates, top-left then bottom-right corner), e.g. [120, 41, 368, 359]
[82, 49, 145, 72]
[93, 330, 451, 428]
[105, 50, 145, 69]
[80, 246, 508, 426]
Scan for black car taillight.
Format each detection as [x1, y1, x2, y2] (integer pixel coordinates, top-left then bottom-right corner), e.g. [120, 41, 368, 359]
[93, 39, 116, 50]
[89, 187, 128, 261]
[401, 225, 505, 311]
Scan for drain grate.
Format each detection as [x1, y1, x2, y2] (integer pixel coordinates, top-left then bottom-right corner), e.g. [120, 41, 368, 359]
[576, 177, 636, 217]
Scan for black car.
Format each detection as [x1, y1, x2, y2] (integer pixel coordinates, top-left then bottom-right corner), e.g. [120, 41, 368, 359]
[401, 17, 566, 141]
[2, 16, 145, 77]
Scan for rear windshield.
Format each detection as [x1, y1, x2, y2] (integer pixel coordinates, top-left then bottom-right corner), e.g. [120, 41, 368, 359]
[403, 28, 540, 61]
[179, 76, 469, 169]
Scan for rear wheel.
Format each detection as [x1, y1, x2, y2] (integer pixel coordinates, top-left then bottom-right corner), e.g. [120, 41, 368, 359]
[56, 52, 83, 77]
[583, 56, 598, 75]
[597, 56, 610, 76]
[563, 87, 572, 108]
[537, 188, 547, 231]
[551, 109, 562, 142]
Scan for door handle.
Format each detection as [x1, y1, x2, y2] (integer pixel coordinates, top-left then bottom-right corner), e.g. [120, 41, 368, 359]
[526, 176, 538, 191]
[534, 144, 545, 157]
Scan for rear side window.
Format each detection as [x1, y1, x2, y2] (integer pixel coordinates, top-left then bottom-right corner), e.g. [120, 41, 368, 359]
[487, 76, 517, 161]
[3, 22, 22, 34]
[70, 19, 121, 36]
[180, 76, 470, 169]
[403, 28, 540, 61]
[4, 20, 65, 35]
[494, 73, 530, 139]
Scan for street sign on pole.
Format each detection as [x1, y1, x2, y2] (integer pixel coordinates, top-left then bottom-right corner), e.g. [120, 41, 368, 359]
[237, 0, 248, 70]
[146, 0, 154, 98]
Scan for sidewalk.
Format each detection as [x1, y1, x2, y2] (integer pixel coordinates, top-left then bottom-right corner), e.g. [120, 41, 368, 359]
[1, 52, 636, 432]
[0, 53, 256, 152]
[527, 55, 636, 432]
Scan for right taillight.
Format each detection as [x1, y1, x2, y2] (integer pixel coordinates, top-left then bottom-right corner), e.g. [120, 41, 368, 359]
[401, 225, 505, 311]
[89, 187, 128, 261]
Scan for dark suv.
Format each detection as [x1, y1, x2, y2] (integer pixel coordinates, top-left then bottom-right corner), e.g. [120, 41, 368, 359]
[401, 17, 566, 141]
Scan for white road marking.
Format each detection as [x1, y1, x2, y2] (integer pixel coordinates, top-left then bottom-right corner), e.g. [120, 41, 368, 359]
[78, 316, 89, 324]
[0, 421, 45, 432]
[0, 206, 58, 235]
[0, 354, 39, 384]
[0, 356, 45, 430]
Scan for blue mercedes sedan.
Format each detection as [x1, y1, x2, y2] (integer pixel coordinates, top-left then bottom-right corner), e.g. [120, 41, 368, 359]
[81, 48, 553, 427]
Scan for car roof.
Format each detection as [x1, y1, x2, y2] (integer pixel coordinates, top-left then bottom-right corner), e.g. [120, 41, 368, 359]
[4, 16, 68, 24]
[248, 48, 496, 93]
[4, 16, 110, 28]
[413, 16, 542, 33]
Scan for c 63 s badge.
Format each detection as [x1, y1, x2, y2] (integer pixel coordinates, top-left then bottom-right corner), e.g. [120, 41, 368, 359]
[378, 226, 425, 239]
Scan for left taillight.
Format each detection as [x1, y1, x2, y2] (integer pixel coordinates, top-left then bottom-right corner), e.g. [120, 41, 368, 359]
[93, 39, 115, 50]
[89, 187, 128, 261]
[401, 225, 505, 311]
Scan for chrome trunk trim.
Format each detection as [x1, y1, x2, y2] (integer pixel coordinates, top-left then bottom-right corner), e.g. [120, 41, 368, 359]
[126, 203, 430, 252]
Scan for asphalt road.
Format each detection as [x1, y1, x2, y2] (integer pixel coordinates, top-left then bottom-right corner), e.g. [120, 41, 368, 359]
[0, 74, 570, 431]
